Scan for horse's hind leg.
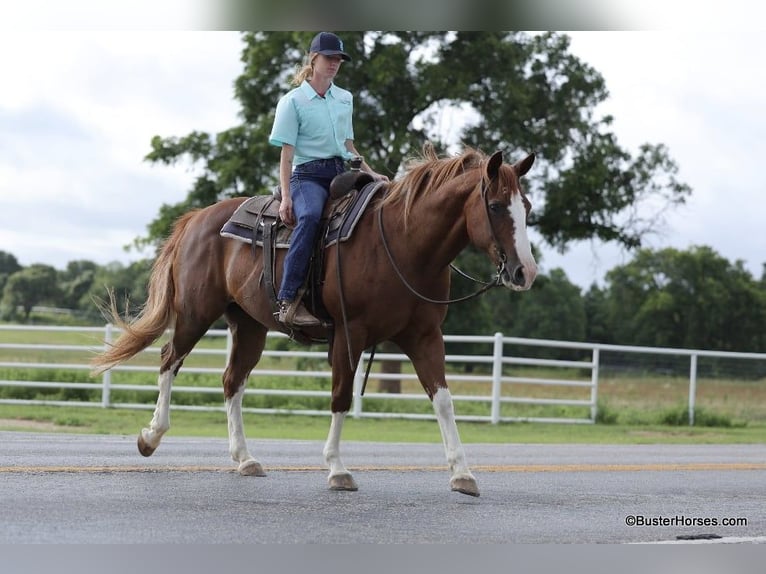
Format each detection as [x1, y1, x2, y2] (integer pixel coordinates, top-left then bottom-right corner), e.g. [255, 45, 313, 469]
[137, 345, 179, 456]
[138, 317, 211, 457]
[223, 305, 268, 476]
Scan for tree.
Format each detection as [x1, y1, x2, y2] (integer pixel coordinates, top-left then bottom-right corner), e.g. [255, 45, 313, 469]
[506, 268, 586, 343]
[84, 260, 153, 322]
[583, 283, 611, 343]
[0, 250, 22, 294]
[603, 246, 766, 352]
[137, 31, 690, 256]
[0, 264, 59, 321]
[58, 260, 98, 310]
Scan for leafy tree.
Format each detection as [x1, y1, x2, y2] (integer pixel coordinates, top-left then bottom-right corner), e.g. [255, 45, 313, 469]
[0, 250, 22, 294]
[137, 31, 690, 257]
[603, 246, 766, 352]
[506, 268, 585, 342]
[83, 260, 153, 322]
[58, 260, 98, 310]
[583, 283, 610, 343]
[443, 264, 585, 360]
[0, 264, 59, 321]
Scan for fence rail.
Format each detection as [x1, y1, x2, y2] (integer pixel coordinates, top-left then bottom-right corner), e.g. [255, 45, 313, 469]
[1, 324, 765, 425]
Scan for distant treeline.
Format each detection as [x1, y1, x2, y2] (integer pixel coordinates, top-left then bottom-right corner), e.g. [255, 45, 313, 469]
[1, 245, 765, 354]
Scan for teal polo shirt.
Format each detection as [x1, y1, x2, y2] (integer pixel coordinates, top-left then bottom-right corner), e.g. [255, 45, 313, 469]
[269, 81, 355, 166]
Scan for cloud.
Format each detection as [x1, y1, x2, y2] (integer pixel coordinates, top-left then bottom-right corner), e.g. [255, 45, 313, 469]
[549, 31, 766, 287]
[0, 31, 243, 268]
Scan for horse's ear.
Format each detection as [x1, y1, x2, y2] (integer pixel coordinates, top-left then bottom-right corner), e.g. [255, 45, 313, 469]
[513, 153, 536, 177]
[487, 150, 503, 179]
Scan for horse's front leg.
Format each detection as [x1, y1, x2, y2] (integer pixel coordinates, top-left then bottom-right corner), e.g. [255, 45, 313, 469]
[432, 387, 479, 496]
[322, 331, 361, 491]
[398, 331, 479, 497]
[323, 411, 357, 491]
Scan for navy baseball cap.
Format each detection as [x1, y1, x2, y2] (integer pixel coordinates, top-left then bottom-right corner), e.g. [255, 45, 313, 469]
[309, 32, 351, 61]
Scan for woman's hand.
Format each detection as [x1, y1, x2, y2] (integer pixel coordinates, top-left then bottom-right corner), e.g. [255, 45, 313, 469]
[279, 196, 296, 227]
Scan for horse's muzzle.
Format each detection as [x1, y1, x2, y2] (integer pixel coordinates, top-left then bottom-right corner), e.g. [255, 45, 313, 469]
[501, 263, 536, 291]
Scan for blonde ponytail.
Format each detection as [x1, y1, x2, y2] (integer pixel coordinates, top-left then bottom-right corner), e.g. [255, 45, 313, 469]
[291, 53, 318, 86]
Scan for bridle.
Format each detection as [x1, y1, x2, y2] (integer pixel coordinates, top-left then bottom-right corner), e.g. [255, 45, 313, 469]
[377, 168, 512, 305]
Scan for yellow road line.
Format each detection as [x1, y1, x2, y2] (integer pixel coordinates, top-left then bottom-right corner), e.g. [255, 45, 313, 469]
[1, 462, 765, 473]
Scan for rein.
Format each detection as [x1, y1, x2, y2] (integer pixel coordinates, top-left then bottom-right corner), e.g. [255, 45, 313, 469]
[377, 175, 507, 305]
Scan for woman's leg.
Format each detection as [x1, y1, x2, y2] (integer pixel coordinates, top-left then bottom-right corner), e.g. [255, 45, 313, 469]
[278, 176, 329, 302]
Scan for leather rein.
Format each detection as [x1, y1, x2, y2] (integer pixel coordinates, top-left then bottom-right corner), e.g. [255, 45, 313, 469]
[377, 173, 509, 305]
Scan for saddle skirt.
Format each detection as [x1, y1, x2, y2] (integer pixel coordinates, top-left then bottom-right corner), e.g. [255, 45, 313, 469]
[219, 180, 385, 249]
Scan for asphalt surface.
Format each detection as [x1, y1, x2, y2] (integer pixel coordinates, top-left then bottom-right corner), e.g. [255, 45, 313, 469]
[1, 431, 765, 543]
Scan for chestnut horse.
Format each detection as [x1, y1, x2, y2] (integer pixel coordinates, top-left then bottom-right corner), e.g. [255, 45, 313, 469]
[91, 145, 537, 497]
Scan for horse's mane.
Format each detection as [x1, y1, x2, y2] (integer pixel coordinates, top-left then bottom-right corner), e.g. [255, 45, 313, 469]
[381, 143, 486, 226]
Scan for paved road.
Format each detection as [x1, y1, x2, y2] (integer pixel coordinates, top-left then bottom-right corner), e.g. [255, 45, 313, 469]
[1, 431, 765, 543]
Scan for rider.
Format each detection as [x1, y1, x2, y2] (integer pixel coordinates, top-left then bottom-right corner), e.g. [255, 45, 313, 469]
[269, 32, 388, 328]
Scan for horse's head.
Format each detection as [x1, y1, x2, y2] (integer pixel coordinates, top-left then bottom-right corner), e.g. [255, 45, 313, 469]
[466, 150, 538, 291]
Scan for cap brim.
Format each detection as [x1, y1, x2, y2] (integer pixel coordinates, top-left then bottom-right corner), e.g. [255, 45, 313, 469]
[318, 50, 352, 61]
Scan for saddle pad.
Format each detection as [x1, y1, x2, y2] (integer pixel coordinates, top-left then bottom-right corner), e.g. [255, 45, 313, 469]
[219, 195, 292, 248]
[219, 181, 386, 249]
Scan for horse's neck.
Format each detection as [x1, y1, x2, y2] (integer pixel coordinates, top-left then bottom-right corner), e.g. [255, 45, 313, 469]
[392, 176, 475, 269]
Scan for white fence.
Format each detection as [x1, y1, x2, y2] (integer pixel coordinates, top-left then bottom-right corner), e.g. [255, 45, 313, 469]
[1, 324, 765, 425]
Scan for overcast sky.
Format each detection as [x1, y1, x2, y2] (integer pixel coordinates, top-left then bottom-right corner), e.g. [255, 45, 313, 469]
[1, 30, 764, 289]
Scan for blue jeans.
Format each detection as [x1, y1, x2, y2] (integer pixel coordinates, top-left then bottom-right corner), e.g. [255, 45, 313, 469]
[278, 157, 345, 301]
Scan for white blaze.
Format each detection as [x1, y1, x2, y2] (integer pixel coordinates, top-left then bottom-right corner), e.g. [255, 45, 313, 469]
[508, 193, 537, 287]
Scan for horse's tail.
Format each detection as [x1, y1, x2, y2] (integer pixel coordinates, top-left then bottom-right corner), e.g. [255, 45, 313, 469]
[90, 210, 198, 375]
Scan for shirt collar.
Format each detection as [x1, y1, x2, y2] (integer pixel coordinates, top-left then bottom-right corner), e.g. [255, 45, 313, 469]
[300, 80, 335, 100]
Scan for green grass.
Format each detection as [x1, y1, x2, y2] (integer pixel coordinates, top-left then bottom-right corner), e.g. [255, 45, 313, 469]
[3, 324, 766, 444]
[0, 404, 764, 444]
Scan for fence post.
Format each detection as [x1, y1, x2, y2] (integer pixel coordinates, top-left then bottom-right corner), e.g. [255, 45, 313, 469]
[688, 354, 698, 426]
[490, 332, 504, 424]
[590, 347, 600, 422]
[351, 354, 365, 419]
[226, 328, 233, 362]
[101, 323, 113, 408]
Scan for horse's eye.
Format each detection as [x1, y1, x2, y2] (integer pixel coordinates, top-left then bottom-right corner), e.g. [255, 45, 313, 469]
[489, 202, 507, 215]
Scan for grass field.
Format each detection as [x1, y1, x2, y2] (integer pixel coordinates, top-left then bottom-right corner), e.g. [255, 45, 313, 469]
[2, 324, 766, 444]
[1, 403, 765, 444]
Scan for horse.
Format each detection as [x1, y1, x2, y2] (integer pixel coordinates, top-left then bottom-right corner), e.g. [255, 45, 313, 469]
[90, 144, 538, 497]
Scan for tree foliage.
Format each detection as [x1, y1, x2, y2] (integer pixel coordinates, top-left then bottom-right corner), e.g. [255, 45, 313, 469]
[1, 264, 59, 321]
[0, 250, 22, 294]
[137, 31, 690, 254]
[598, 246, 766, 352]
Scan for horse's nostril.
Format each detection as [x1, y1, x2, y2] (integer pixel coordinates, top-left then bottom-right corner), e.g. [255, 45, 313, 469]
[512, 265, 525, 286]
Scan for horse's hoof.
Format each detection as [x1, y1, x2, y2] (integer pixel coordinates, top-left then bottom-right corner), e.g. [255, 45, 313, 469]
[328, 473, 358, 491]
[137, 434, 156, 457]
[238, 459, 266, 477]
[450, 476, 480, 497]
